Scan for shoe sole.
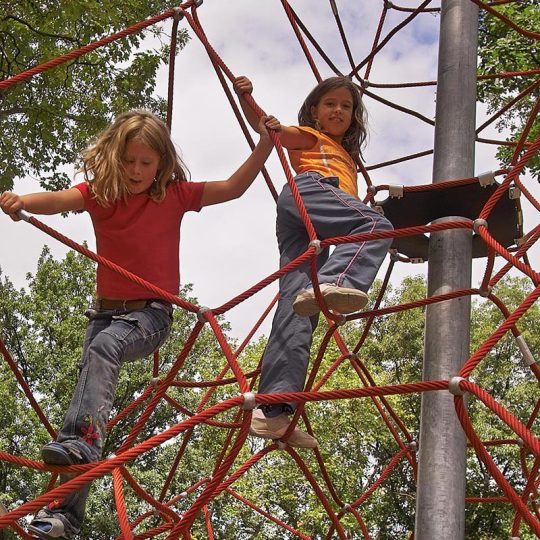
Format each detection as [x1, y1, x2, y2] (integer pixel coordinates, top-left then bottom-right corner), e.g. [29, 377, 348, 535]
[250, 425, 318, 449]
[28, 523, 68, 540]
[41, 445, 75, 467]
[293, 289, 368, 316]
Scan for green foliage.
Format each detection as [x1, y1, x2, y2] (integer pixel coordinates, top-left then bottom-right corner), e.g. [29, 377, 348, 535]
[0, 0, 189, 191]
[477, 1, 539, 178]
[0, 255, 538, 538]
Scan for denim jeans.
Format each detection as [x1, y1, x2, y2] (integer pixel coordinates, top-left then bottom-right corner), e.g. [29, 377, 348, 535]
[258, 172, 393, 409]
[44, 300, 173, 532]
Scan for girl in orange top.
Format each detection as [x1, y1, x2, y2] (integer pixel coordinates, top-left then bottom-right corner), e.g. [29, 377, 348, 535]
[234, 76, 393, 448]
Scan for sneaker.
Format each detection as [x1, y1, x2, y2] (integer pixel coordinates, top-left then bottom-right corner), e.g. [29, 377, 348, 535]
[249, 409, 318, 448]
[293, 284, 369, 317]
[28, 509, 78, 539]
[41, 442, 87, 466]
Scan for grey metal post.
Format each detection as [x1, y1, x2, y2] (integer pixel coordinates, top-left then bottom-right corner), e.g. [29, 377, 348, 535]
[415, 1, 478, 538]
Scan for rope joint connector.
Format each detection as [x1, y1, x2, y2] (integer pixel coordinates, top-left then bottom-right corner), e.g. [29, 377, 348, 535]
[516, 437, 524, 448]
[367, 185, 378, 195]
[242, 392, 257, 410]
[408, 441, 418, 452]
[193, 0, 204, 7]
[197, 306, 210, 323]
[341, 503, 351, 512]
[473, 219, 488, 234]
[172, 7, 184, 21]
[478, 286, 492, 298]
[309, 239, 322, 254]
[448, 376, 467, 396]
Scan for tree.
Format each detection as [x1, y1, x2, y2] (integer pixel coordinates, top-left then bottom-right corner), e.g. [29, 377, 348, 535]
[477, 0, 539, 179]
[0, 0, 189, 192]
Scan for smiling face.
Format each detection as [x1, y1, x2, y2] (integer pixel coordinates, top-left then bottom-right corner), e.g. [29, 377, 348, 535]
[310, 86, 354, 143]
[122, 139, 161, 195]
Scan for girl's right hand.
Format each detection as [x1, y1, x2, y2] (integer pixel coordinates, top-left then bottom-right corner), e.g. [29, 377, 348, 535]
[233, 76, 253, 96]
[0, 192, 24, 221]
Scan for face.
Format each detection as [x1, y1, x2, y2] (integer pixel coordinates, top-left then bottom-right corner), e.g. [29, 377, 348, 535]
[310, 86, 354, 143]
[122, 139, 161, 195]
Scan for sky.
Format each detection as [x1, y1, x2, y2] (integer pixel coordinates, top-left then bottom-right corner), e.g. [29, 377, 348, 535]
[1, 1, 538, 341]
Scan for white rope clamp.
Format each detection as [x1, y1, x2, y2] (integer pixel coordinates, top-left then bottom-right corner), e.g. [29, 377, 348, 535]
[197, 306, 210, 323]
[309, 239, 322, 254]
[408, 441, 418, 452]
[150, 377, 161, 387]
[367, 185, 378, 196]
[341, 503, 351, 512]
[17, 209, 31, 222]
[242, 392, 257, 410]
[515, 236, 526, 247]
[516, 437, 524, 448]
[516, 335, 536, 366]
[477, 171, 495, 187]
[448, 376, 467, 396]
[388, 184, 404, 199]
[473, 218, 488, 234]
[509, 186, 521, 200]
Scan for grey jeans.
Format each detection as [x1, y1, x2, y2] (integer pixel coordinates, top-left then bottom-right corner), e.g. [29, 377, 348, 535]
[258, 171, 393, 408]
[46, 300, 173, 532]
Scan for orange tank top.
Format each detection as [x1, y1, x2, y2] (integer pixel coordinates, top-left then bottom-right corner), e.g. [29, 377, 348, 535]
[287, 126, 358, 198]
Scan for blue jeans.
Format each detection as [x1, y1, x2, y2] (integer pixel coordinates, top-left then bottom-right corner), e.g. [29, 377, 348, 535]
[44, 300, 173, 532]
[259, 172, 393, 409]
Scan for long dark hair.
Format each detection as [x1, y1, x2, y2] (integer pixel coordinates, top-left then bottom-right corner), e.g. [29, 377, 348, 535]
[297, 77, 367, 158]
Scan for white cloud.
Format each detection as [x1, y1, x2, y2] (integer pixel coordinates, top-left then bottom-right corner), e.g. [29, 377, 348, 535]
[2, 0, 538, 340]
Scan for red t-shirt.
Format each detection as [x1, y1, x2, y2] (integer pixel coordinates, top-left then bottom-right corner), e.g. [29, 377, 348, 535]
[75, 181, 205, 299]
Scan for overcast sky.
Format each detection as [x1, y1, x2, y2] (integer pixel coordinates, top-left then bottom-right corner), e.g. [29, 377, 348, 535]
[1, 1, 537, 340]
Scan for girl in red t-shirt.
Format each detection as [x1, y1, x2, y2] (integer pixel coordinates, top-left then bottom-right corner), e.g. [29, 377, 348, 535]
[0, 109, 277, 539]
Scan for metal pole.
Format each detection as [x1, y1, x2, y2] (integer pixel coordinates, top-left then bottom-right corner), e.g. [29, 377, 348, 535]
[415, 1, 478, 538]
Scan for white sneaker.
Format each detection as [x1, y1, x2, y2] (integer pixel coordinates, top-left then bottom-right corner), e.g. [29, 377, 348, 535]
[292, 284, 368, 317]
[249, 409, 318, 448]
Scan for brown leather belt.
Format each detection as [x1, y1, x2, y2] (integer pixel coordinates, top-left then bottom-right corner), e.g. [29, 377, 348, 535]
[95, 298, 151, 311]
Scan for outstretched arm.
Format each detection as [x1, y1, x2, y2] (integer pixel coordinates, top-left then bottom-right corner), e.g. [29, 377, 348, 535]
[0, 188, 85, 221]
[233, 76, 316, 151]
[200, 115, 278, 207]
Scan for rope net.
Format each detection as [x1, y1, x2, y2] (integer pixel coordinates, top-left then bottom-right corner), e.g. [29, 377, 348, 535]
[0, 1, 539, 538]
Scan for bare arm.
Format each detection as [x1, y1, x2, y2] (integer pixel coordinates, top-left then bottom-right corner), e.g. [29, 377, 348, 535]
[0, 188, 85, 221]
[233, 76, 316, 151]
[200, 115, 277, 207]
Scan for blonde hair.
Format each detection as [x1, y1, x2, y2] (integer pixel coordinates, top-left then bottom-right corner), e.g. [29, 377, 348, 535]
[80, 110, 189, 205]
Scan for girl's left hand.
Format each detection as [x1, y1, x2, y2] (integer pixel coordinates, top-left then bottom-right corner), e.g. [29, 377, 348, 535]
[258, 115, 281, 138]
